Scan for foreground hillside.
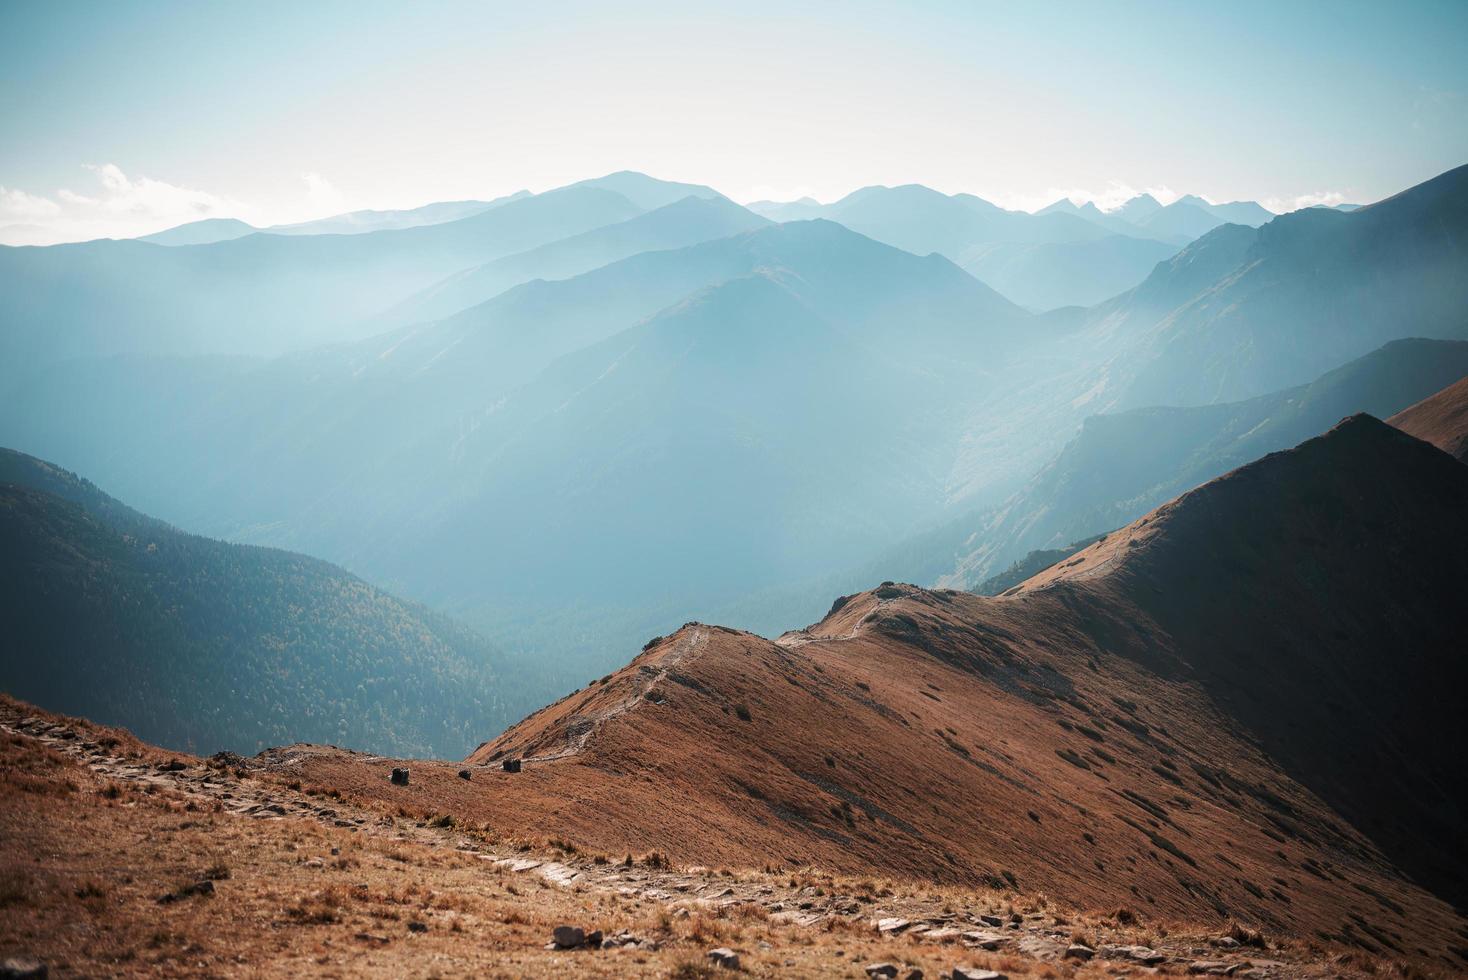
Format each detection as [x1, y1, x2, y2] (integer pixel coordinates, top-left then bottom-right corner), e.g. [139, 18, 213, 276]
[1389, 375, 1468, 462]
[243, 416, 1468, 973]
[0, 698, 1433, 978]
[0, 449, 520, 758]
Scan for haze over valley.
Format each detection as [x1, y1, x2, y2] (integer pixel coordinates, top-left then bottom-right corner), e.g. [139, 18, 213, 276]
[3, 2, 1467, 976]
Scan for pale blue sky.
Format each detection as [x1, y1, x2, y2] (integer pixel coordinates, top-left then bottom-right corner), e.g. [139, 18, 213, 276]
[2, 0, 1466, 242]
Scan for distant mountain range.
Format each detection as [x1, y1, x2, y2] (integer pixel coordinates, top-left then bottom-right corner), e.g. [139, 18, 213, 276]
[748, 185, 1282, 309]
[137, 193, 532, 246]
[0, 448, 524, 758]
[3, 164, 1464, 691]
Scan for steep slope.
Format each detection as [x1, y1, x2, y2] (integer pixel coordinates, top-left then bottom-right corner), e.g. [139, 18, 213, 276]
[942, 338, 1468, 587]
[0, 449, 521, 758]
[138, 217, 257, 246]
[0, 184, 644, 375]
[1388, 375, 1468, 462]
[383, 195, 770, 326]
[959, 234, 1178, 310]
[1014, 415, 1468, 908]
[385, 414, 1468, 960]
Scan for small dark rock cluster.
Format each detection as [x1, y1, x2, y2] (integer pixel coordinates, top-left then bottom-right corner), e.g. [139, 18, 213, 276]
[390, 767, 410, 785]
[547, 925, 656, 951]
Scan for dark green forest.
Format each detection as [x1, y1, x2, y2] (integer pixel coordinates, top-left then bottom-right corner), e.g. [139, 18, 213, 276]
[0, 449, 528, 758]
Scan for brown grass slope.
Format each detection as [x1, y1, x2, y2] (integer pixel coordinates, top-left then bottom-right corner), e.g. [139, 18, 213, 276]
[1389, 374, 1468, 462]
[270, 414, 1468, 968]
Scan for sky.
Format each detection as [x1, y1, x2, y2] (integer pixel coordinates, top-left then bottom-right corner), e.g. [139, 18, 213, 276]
[2, 0, 1466, 244]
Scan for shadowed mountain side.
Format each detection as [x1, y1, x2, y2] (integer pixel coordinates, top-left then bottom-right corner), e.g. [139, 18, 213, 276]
[942, 338, 1468, 587]
[0, 449, 519, 758]
[1015, 414, 1468, 906]
[381, 195, 771, 326]
[1388, 375, 1468, 462]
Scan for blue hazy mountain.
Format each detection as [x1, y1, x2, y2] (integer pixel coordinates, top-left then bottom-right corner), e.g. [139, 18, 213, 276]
[565, 170, 724, 210]
[264, 192, 529, 236]
[746, 196, 824, 221]
[1035, 197, 1147, 236]
[1129, 198, 1234, 242]
[911, 164, 1468, 510]
[4, 164, 1466, 691]
[139, 217, 258, 246]
[139, 192, 532, 246]
[1174, 193, 1274, 226]
[1107, 163, 1468, 408]
[0, 219, 1028, 678]
[0, 447, 524, 758]
[958, 234, 1179, 310]
[382, 195, 771, 326]
[0, 184, 645, 378]
[818, 183, 1119, 256]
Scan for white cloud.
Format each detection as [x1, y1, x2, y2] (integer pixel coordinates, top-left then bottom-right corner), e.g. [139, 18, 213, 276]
[981, 180, 1181, 215]
[1263, 189, 1348, 213]
[0, 185, 62, 218]
[302, 172, 347, 215]
[0, 164, 254, 245]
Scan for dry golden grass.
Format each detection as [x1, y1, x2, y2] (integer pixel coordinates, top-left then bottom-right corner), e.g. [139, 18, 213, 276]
[0, 697, 1452, 979]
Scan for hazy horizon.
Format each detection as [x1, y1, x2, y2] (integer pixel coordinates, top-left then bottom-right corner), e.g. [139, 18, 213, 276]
[4, 0, 1466, 245]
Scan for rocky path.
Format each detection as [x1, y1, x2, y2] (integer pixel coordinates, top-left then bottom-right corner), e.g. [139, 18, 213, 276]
[0, 705, 1304, 977]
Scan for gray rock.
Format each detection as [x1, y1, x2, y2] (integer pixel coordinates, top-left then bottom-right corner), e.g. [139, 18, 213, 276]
[877, 917, 912, 934]
[1188, 962, 1231, 975]
[1065, 943, 1095, 960]
[502, 758, 522, 773]
[865, 964, 899, 979]
[952, 969, 1005, 980]
[552, 925, 585, 948]
[976, 913, 1004, 927]
[390, 767, 410, 785]
[959, 931, 1003, 951]
[457, 769, 472, 780]
[707, 947, 740, 970]
[0, 959, 46, 980]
